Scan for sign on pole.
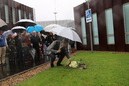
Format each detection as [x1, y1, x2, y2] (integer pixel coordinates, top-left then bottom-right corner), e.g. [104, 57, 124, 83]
[85, 9, 92, 23]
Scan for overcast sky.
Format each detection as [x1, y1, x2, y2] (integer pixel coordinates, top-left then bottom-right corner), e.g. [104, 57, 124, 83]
[14, 0, 85, 21]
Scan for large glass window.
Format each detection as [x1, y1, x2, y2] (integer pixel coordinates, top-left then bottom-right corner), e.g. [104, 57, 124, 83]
[105, 8, 115, 44]
[18, 9, 21, 20]
[24, 11, 27, 19]
[4, 5, 9, 23]
[92, 13, 99, 45]
[29, 13, 32, 19]
[123, 3, 129, 44]
[12, 8, 16, 24]
[81, 17, 87, 45]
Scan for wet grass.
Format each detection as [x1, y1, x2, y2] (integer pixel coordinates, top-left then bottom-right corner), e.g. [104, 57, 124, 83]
[17, 51, 129, 86]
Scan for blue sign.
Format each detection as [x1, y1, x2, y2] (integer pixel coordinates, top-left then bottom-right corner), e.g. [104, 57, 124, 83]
[85, 9, 92, 23]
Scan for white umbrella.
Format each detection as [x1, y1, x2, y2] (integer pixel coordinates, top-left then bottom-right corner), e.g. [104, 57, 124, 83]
[0, 19, 7, 28]
[51, 27, 82, 43]
[44, 24, 62, 32]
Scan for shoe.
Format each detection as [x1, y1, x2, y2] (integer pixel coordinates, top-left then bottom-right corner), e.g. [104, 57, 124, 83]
[57, 64, 63, 66]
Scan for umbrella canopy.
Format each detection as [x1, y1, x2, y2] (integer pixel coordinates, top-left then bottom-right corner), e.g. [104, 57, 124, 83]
[11, 26, 26, 33]
[44, 24, 62, 32]
[0, 19, 7, 28]
[27, 24, 43, 33]
[51, 27, 82, 43]
[68, 27, 76, 30]
[34, 24, 44, 32]
[15, 19, 36, 28]
[0, 19, 8, 31]
[3, 30, 13, 37]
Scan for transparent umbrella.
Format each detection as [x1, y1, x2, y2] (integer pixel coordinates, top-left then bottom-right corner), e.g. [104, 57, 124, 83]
[51, 27, 82, 43]
[44, 24, 62, 32]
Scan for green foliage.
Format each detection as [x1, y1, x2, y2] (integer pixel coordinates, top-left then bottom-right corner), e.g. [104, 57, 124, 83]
[17, 51, 129, 86]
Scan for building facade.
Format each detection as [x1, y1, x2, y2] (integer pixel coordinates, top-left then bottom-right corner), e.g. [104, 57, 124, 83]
[74, 0, 129, 52]
[0, 0, 34, 28]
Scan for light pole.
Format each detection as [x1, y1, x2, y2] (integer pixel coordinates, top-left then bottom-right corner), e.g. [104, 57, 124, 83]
[54, 11, 57, 24]
[54, 0, 57, 24]
[85, 0, 93, 52]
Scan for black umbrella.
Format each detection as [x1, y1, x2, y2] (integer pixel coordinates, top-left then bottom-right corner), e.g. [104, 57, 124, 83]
[15, 19, 36, 28]
[11, 26, 26, 33]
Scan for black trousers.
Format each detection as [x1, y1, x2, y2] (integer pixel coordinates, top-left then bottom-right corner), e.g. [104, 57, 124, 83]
[57, 53, 65, 65]
[50, 52, 65, 66]
[50, 53, 56, 66]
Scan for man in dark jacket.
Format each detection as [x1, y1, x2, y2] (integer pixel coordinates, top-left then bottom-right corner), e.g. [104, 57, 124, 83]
[47, 39, 70, 67]
[30, 31, 41, 65]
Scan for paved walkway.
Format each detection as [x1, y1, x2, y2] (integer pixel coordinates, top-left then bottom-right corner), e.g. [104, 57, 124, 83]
[0, 62, 50, 86]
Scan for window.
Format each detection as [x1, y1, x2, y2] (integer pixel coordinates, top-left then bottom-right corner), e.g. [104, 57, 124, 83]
[92, 13, 99, 45]
[18, 9, 21, 20]
[29, 13, 32, 19]
[123, 3, 129, 44]
[12, 8, 16, 24]
[24, 11, 27, 19]
[4, 5, 9, 23]
[105, 8, 115, 44]
[81, 17, 87, 45]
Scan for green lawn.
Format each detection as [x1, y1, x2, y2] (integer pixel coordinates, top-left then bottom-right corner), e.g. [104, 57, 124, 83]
[17, 51, 129, 86]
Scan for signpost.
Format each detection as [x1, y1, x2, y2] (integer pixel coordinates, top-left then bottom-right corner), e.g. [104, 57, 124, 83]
[85, 0, 93, 52]
[85, 9, 92, 23]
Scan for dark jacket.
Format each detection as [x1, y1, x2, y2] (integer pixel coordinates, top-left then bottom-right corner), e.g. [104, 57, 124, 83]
[47, 40, 60, 54]
[0, 35, 6, 47]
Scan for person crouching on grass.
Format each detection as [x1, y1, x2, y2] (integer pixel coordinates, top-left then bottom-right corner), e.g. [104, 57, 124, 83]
[57, 39, 70, 66]
[47, 38, 70, 67]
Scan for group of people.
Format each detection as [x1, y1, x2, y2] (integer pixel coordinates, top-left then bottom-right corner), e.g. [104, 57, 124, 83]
[0, 29, 43, 71]
[0, 28, 74, 71]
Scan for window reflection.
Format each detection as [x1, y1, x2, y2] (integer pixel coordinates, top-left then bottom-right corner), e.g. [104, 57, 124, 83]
[123, 3, 129, 44]
[81, 17, 87, 45]
[105, 8, 115, 44]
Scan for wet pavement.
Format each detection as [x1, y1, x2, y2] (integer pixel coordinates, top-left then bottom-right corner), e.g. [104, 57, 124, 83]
[0, 54, 50, 80]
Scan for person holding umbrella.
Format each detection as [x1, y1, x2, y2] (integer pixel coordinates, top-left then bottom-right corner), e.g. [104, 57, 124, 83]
[57, 39, 70, 66]
[47, 38, 70, 67]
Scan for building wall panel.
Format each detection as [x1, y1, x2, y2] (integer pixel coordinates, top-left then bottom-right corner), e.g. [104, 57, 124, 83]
[74, 0, 129, 52]
[0, 0, 34, 29]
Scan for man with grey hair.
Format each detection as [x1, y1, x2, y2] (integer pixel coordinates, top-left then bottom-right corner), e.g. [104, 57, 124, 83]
[47, 38, 70, 67]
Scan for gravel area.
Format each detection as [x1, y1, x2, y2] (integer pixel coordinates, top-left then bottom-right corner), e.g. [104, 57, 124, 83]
[0, 62, 50, 86]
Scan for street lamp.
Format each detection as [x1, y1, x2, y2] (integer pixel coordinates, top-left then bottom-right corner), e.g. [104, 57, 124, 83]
[85, 0, 93, 52]
[85, 0, 90, 8]
[54, 0, 57, 24]
[54, 11, 57, 24]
